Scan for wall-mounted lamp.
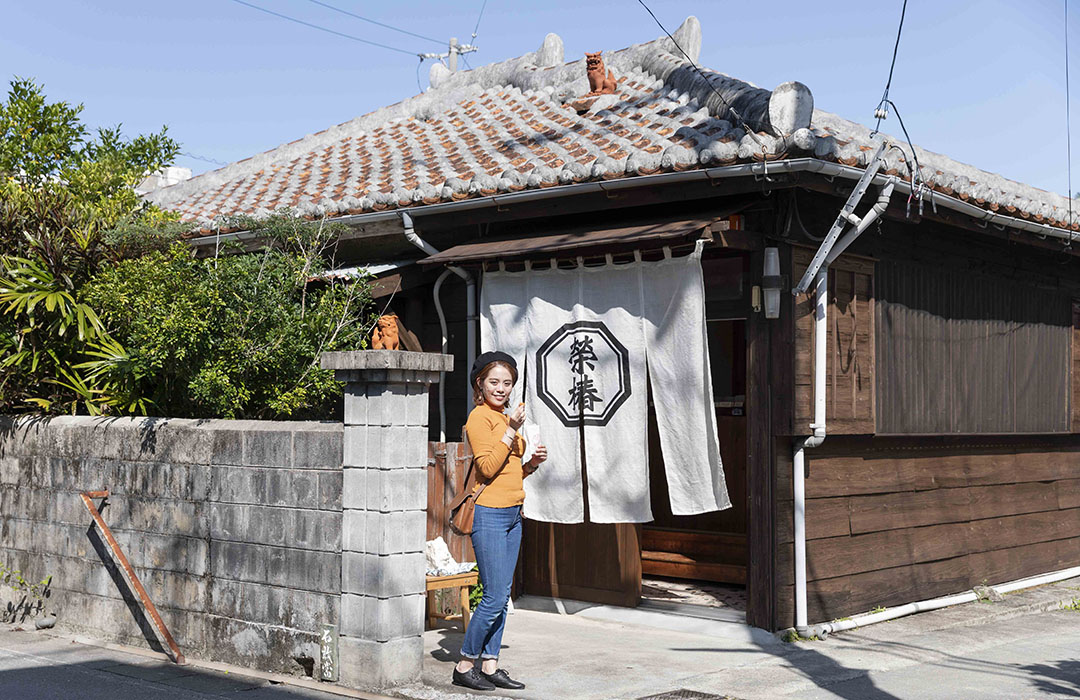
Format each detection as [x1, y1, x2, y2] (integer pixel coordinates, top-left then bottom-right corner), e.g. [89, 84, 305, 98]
[763, 247, 782, 319]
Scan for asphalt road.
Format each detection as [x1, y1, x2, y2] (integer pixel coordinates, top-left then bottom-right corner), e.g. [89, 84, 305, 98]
[1, 604, 1078, 699]
[0, 629, 361, 700]
[774, 609, 1080, 700]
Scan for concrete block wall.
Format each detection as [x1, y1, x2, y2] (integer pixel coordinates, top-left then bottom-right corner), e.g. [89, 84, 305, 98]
[0, 416, 343, 679]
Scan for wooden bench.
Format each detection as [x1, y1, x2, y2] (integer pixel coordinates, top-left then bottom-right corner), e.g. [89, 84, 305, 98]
[425, 571, 479, 632]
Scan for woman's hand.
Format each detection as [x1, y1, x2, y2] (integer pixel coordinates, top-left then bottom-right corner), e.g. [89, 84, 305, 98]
[508, 403, 526, 430]
[527, 443, 547, 468]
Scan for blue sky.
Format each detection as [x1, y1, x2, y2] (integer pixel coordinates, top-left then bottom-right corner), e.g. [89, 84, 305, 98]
[2, 0, 1076, 196]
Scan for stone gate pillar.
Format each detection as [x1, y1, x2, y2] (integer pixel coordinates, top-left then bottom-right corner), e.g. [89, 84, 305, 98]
[320, 350, 452, 690]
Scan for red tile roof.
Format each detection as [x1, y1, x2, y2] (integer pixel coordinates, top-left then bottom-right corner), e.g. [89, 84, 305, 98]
[147, 17, 1078, 235]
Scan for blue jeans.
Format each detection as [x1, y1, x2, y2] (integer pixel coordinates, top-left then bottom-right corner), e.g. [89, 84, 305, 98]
[460, 504, 522, 660]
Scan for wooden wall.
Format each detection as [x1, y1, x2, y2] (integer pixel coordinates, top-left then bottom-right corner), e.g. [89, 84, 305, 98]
[792, 247, 875, 435]
[521, 520, 642, 607]
[426, 441, 475, 563]
[773, 435, 1080, 628]
[876, 259, 1071, 434]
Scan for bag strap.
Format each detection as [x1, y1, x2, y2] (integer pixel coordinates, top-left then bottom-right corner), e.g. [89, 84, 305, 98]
[449, 428, 514, 509]
[449, 456, 483, 510]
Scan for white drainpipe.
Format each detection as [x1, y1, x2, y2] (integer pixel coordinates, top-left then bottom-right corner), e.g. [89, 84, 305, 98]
[795, 564, 1080, 639]
[793, 181, 894, 635]
[402, 212, 477, 436]
[794, 268, 827, 635]
[433, 268, 453, 442]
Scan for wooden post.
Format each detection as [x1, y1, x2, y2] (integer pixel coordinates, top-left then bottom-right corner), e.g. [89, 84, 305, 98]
[746, 248, 778, 630]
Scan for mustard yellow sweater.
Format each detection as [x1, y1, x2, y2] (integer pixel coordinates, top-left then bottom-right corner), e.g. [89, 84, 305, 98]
[466, 403, 526, 507]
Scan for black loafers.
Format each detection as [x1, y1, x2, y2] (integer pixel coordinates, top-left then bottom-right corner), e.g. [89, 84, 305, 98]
[482, 668, 526, 690]
[452, 666, 496, 691]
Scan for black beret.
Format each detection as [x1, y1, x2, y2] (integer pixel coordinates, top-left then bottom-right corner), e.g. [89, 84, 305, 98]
[470, 351, 517, 385]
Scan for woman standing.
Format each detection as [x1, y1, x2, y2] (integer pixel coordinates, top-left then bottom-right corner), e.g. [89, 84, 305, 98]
[452, 351, 547, 692]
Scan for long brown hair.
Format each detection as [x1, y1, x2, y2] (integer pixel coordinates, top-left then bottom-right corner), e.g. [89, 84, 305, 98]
[472, 360, 518, 406]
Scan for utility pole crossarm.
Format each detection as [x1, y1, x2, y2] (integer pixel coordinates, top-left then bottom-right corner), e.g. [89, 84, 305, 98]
[419, 37, 478, 71]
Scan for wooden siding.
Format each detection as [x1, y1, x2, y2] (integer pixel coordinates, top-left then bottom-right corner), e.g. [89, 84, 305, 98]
[876, 261, 1071, 434]
[426, 441, 475, 563]
[793, 248, 875, 435]
[1073, 301, 1080, 431]
[773, 435, 1080, 628]
[521, 520, 642, 606]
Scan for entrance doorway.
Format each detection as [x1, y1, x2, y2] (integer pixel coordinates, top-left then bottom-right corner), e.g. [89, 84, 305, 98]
[641, 318, 747, 615]
[518, 254, 751, 616]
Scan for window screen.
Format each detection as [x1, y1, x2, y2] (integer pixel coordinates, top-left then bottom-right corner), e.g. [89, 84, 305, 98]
[876, 261, 1071, 434]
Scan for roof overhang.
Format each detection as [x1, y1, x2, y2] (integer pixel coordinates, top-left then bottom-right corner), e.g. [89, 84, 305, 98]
[418, 212, 749, 266]
[185, 158, 1080, 257]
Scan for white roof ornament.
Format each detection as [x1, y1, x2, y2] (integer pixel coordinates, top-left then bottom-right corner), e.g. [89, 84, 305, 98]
[769, 81, 814, 136]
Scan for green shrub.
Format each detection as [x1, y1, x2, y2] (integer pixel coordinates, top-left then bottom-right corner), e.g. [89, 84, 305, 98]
[82, 214, 375, 419]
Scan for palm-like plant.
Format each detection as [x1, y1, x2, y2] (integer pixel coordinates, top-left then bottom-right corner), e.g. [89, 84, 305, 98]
[0, 235, 144, 415]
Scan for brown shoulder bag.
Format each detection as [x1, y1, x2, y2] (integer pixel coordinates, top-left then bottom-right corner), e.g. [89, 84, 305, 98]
[448, 440, 511, 536]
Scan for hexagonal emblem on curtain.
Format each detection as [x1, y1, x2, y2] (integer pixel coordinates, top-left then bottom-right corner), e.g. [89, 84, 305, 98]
[535, 320, 631, 427]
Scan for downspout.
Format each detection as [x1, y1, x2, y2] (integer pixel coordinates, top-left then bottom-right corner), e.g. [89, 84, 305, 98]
[402, 212, 477, 435]
[433, 269, 453, 442]
[793, 268, 827, 636]
[792, 180, 895, 636]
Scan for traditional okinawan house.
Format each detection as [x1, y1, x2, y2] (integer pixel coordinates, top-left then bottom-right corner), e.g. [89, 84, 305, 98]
[147, 16, 1080, 635]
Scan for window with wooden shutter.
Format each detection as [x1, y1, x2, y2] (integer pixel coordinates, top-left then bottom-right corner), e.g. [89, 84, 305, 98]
[875, 261, 1070, 434]
[792, 247, 876, 435]
[1073, 301, 1080, 431]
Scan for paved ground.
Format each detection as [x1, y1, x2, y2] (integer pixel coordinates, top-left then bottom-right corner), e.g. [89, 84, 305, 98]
[0, 628, 381, 700]
[404, 577, 1080, 699]
[1, 579, 1077, 699]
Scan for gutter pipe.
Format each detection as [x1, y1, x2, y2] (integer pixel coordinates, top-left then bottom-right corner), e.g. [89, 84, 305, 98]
[189, 159, 1079, 250]
[793, 268, 827, 634]
[401, 212, 477, 435]
[433, 268, 453, 442]
[790, 564, 1080, 640]
[793, 178, 895, 636]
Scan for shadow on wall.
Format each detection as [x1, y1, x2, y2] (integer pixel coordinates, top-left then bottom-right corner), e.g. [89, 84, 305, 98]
[85, 510, 167, 656]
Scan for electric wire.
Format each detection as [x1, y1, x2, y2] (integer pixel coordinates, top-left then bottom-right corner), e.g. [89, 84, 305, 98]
[874, 0, 908, 133]
[181, 151, 228, 167]
[1066, 0, 1074, 246]
[471, 0, 488, 41]
[868, 0, 924, 214]
[227, 0, 418, 56]
[304, 0, 443, 45]
[884, 99, 922, 200]
[634, 0, 767, 155]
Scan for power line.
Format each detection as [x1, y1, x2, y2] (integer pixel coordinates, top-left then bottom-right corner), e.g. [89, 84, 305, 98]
[304, 0, 443, 46]
[227, 0, 418, 56]
[634, 0, 767, 155]
[873, 0, 908, 132]
[470, 0, 489, 41]
[869, 0, 923, 214]
[181, 151, 228, 167]
[462, 0, 488, 71]
[882, 99, 923, 211]
[1067, 0, 1074, 244]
